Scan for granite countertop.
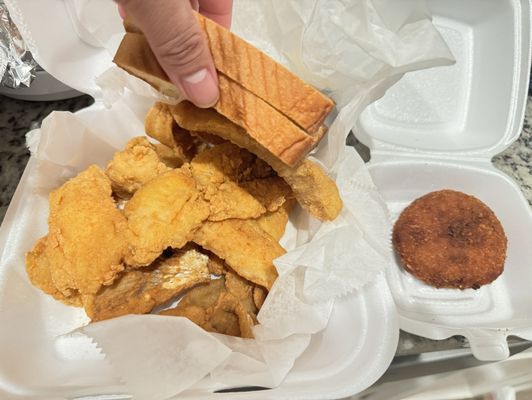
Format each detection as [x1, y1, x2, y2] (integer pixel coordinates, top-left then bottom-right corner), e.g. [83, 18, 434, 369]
[0, 95, 94, 219]
[1, 93, 531, 360]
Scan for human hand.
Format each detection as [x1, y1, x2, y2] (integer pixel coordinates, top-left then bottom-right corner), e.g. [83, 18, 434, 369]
[116, 0, 233, 108]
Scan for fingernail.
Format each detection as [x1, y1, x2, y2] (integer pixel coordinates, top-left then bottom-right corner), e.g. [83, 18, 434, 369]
[181, 69, 219, 108]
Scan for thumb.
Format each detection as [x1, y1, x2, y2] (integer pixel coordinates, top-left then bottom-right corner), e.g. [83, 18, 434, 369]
[117, 0, 219, 108]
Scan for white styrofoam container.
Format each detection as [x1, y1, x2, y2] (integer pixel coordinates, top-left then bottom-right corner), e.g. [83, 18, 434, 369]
[0, 1, 400, 399]
[357, 0, 532, 361]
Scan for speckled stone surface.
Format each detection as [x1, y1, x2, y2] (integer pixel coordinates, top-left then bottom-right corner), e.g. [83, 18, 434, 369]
[492, 98, 532, 205]
[0, 94, 93, 221]
[0, 93, 531, 359]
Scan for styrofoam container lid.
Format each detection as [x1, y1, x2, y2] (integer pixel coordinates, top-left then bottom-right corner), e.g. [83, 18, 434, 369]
[357, 0, 532, 361]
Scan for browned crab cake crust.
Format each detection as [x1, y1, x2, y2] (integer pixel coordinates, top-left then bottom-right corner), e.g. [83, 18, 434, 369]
[392, 190, 507, 290]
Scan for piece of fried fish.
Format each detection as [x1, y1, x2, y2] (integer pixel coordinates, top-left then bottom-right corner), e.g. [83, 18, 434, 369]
[124, 167, 210, 266]
[85, 246, 211, 321]
[26, 165, 130, 301]
[160, 266, 259, 338]
[193, 219, 284, 290]
[168, 101, 342, 221]
[106, 136, 170, 198]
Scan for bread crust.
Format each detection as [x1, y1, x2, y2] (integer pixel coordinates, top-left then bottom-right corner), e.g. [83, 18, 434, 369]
[123, 14, 335, 134]
[114, 33, 326, 166]
[195, 13, 334, 134]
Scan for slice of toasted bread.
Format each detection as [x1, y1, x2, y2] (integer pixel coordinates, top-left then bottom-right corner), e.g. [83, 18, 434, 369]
[114, 33, 181, 98]
[114, 33, 322, 166]
[123, 14, 335, 134]
[216, 74, 318, 166]
[168, 101, 343, 221]
[195, 13, 334, 134]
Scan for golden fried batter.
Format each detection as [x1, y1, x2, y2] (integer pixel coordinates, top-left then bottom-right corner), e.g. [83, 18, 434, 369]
[193, 142, 274, 182]
[25, 236, 82, 307]
[255, 198, 295, 241]
[159, 278, 232, 332]
[240, 177, 292, 212]
[169, 101, 342, 221]
[124, 168, 210, 266]
[144, 102, 176, 148]
[206, 252, 226, 276]
[223, 266, 263, 338]
[278, 160, 341, 221]
[253, 286, 267, 309]
[190, 144, 267, 221]
[160, 266, 260, 338]
[84, 246, 211, 321]
[27, 165, 130, 299]
[145, 101, 205, 162]
[193, 219, 284, 290]
[26, 108, 297, 335]
[106, 136, 170, 198]
[153, 143, 185, 168]
[393, 190, 507, 289]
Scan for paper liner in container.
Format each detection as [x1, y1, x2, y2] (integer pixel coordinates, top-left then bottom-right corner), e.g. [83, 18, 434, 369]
[1, 0, 453, 398]
[81, 315, 233, 399]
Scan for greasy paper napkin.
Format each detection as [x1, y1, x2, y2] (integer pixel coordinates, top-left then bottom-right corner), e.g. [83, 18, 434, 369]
[1, 0, 453, 398]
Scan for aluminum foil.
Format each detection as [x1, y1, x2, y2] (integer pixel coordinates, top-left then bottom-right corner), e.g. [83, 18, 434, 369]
[0, 1, 38, 88]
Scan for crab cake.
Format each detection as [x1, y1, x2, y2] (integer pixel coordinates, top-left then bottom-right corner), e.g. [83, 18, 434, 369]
[392, 190, 507, 289]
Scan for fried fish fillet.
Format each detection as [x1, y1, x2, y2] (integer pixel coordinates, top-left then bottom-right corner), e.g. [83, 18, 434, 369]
[190, 143, 271, 221]
[253, 286, 267, 310]
[144, 102, 176, 148]
[153, 143, 186, 169]
[169, 101, 342, 221]
[279, 159, 342, 221]
[84, 246, 211, 321]
[124, 168, 210, 266]
[27, 165, 130, 298]
[206, 252, 226, 276]
[160, 267, 259, 338]
[255, 198, 295, 241]
[106, 137, 170, 198]
[193, 219, 284, 290]
[221, 268, 259, 339]
[191, 142, 274, 182]
[159, 278, 233, 333]
[145, 101, 205, 162]
[240, 177, 292, 213]
[25, 236, 82, 307]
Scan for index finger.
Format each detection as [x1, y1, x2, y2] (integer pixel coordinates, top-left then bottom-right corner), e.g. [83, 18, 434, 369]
[199, 0, 233, 28]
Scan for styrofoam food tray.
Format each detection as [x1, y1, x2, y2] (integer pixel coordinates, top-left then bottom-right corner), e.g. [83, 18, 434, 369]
[0, 2, 400, 398]
[357, 0, 532, 361]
